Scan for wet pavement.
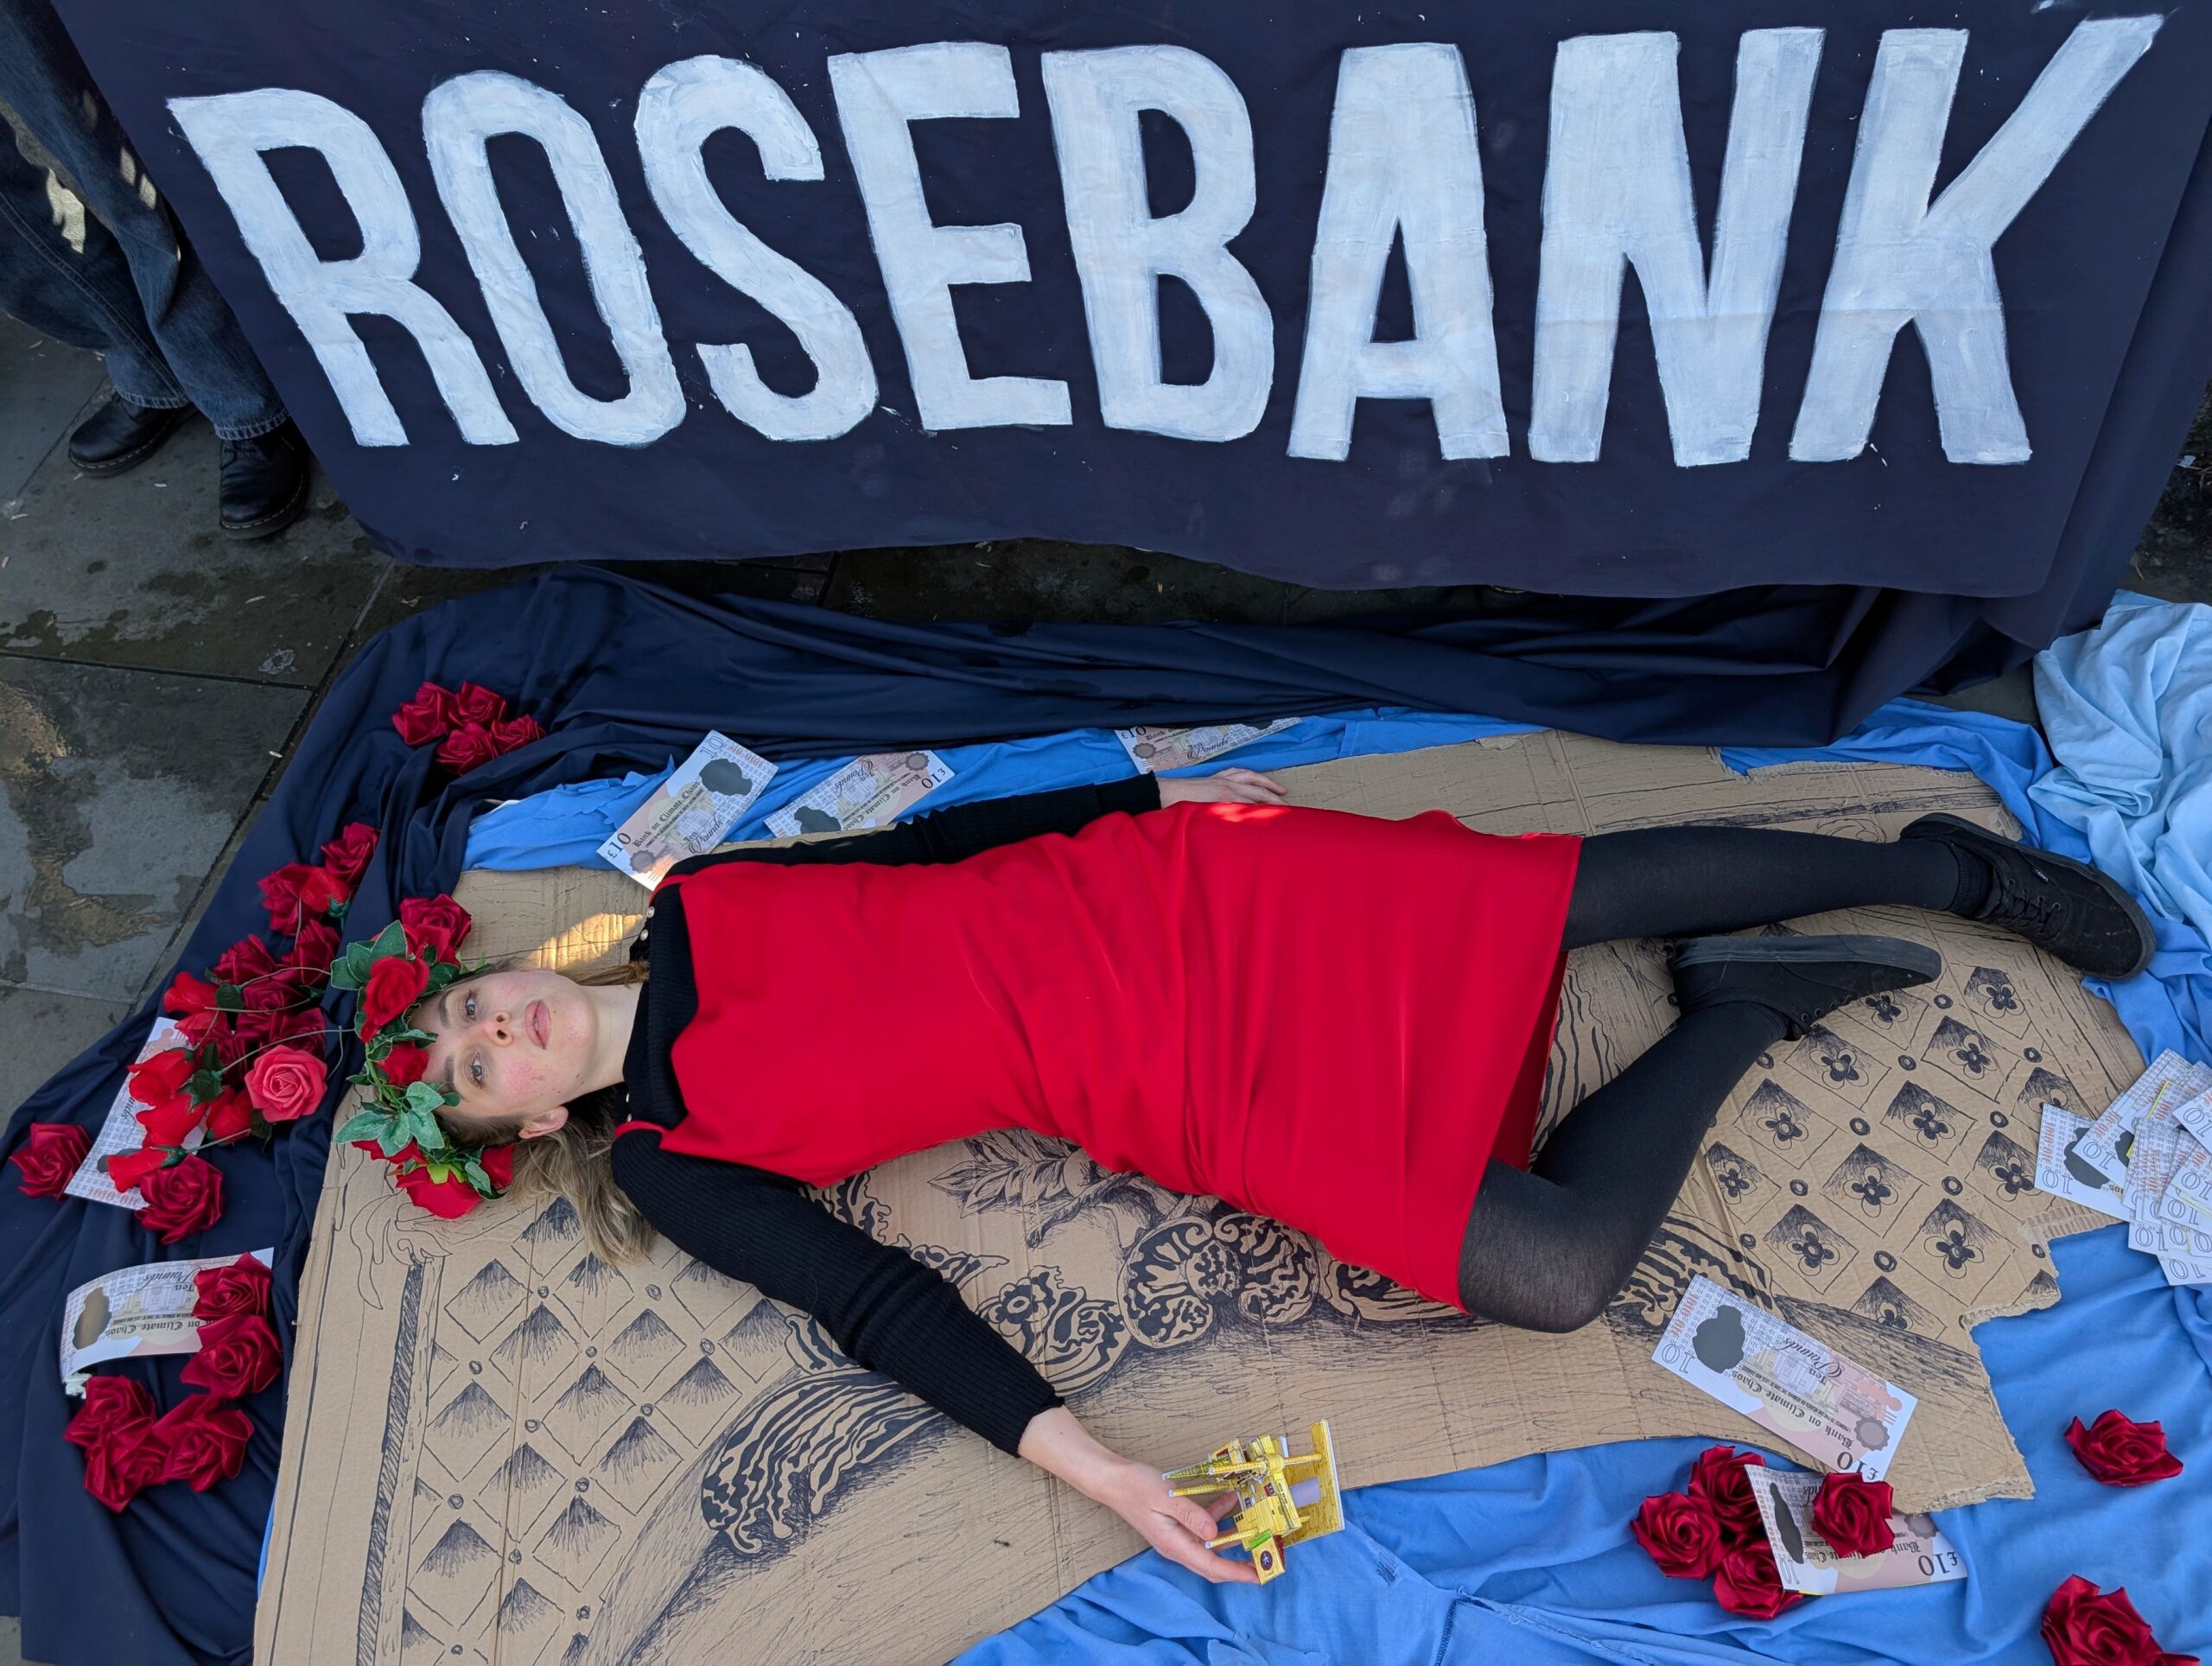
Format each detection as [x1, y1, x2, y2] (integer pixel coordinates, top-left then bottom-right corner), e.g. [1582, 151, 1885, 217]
[0, 305, 2208, 1666]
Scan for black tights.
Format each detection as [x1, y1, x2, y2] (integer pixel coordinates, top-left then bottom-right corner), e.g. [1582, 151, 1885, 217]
[1455, 826, 1970, 1331]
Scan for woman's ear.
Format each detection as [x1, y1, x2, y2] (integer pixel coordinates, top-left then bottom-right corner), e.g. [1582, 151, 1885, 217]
[518, 1104, 571, 1141]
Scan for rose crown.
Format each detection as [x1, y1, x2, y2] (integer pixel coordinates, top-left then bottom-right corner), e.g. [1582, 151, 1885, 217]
[329, 895, 511, 1209]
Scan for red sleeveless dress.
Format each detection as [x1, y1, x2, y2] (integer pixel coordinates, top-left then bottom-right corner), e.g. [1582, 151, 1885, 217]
[656, 802, 1580, 1307]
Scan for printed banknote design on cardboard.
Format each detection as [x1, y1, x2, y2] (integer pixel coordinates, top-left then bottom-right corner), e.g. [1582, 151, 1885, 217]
[261, 736, 2140, 1665]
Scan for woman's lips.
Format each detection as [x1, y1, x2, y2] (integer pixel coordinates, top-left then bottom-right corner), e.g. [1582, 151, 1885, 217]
[528, 1000, 550, 1049]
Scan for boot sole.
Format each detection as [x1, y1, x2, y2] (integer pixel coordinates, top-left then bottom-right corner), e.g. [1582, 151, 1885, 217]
[220, 465, 310, 541]
[1670, 933, 1942, 982]
[1903, 812, 2155, 981]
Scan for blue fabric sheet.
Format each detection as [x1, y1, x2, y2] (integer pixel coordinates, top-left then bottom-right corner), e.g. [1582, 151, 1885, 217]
[2031, 593, 2212, 955]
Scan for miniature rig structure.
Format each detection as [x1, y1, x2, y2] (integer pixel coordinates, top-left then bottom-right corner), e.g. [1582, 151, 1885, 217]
[1163, 1420, 1344, 1583]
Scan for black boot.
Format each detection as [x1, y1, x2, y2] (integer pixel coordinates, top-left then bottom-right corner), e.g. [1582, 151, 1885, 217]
[1669, 934, 1942, 1040]
[218, 422, 310, 540]
[67, 393, 189, 476]
[1900, 812, 2154, 981]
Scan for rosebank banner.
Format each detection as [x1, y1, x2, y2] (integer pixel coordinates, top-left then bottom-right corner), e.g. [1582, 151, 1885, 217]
[57, 2, 2212, 590]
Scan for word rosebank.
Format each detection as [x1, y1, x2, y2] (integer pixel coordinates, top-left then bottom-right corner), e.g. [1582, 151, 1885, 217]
[174, 24, 2157, 467]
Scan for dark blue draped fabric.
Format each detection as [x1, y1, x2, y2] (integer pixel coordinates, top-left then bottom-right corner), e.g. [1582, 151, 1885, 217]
[0, 563, 2159, 1661]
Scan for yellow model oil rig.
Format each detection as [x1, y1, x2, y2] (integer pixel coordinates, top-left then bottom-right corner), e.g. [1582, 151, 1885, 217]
[1163, 1420, 1344, 1583]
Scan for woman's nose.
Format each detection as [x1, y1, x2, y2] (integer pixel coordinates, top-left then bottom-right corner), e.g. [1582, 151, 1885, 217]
[482, 1008, 514, 1045]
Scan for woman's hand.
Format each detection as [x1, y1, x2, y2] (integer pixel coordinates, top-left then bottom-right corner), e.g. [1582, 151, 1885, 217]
[1018, 1407, 1259, 1586]
[1157, 766, 1287, 809]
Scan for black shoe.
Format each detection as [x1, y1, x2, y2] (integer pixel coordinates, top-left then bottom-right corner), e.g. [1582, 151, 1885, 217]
[1899, 812, 2154, 981]
[1670, 934, 1942, 1040]
[218, 423, 309, 540]
[67, 394, 189, 476]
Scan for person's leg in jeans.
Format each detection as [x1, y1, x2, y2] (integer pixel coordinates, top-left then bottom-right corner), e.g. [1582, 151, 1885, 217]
[0, 1, 308, 534]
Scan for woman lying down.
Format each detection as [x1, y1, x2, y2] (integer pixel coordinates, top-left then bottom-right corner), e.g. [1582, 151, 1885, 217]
[397, 772, 2148, 1584]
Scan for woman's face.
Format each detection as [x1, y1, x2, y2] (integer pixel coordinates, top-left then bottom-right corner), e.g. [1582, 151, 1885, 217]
[419, 969, 601, 1132]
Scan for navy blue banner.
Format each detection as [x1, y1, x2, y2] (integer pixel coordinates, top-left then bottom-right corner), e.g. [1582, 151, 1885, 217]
[54, 2, 2212, 593]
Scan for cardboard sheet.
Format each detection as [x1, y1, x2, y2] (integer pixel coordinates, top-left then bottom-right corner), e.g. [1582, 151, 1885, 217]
[258, 735, 2140, 1664]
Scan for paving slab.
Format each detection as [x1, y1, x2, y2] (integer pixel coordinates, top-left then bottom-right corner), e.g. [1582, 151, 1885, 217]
[0, 419, 382, 687]
[0, 318, 103, 506]
[0, 986, 127, 1119]
[0, 657, 302, 1002]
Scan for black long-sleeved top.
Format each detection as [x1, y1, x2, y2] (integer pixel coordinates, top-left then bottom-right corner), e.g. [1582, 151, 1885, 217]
[607, 775, 1162, 1454]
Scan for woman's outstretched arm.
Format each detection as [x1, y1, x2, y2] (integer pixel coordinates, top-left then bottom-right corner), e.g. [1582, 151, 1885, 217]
[667, 766, 1287, 874]
[610, 1130, 1255, 1582]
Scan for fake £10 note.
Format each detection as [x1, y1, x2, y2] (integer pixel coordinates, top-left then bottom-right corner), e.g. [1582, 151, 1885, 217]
[60, 1248, 274, 1392]
[598, 732, 777, 887]
[1745, 1467, 1967, 1595]
[1114, 720, 1298, 773]
[1654, 1276, 1918, 1482]
[763, 751, 952, 839]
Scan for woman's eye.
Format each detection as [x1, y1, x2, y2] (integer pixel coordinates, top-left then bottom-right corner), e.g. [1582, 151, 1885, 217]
[464, 994, 477, 1021]
[471, 1056, 485, 1087]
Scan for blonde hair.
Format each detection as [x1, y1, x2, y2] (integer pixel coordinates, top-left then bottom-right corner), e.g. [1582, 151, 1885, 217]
[435, 957, 658, 1263]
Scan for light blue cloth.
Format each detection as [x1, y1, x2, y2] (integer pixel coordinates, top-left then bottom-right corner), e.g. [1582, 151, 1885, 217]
[958, 1226, 2211, 1665]
[2031, 592, 2212, 956]
[461, 709, 1536, 871]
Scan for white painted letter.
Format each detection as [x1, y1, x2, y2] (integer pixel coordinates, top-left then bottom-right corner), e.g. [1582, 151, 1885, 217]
[1040, 47, 1272, 442]
[423, 72, 683, 446]
[636, 58, 876, 442]
[168, 89, 513, 447]
[828, 43, 1071, 431]
[1791, 17, 2160, 465]
[1288, 45, 1505, 462]
[1529, 29, 1821, 466]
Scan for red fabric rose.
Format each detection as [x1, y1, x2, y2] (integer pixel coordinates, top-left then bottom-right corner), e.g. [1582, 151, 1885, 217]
[481, 1142, 515, 1189]
[257, 862, 317, 934]
[193, 1253, 272, 1321]
[263, 1003, 328, 1050]
[64, 1376, 155, 1449]
[392, 1157, 484, 1220]
[391, 681, 458, 747]
[154, 1393, 253, 1493]
[205, 1088, 255, 1143]
[1688, 1446, 1768, 1546]
[449, 681, 509, 727]
[105, 1146, 169, 1196]
[294, 864, 351, 919]
[1809, 1472, 1895, 1558]
[487, 714, 544, 754]
[434, 722, 503, 774]
[210, 934, 278, 989]
[1712, 1539, 1802, 1620]
[380, 1044, 429, 1088]
[134, 1095, 206, 1149]
[398, 894, 473, 964]
[2066, 1410, 2185, 1488]
[287, 918, 340, 979]
[319, 822, 378, 887]
[174, 1008, 228, 1049]
[2042, 1575, 2197, 1666]
[180, 1313, 283, 1398]
[137, 1154, 224, 1243]
[161, 971, 220, 1016]
[66, 1377, 165, 1513]
[125, 1047, 195, 1110]
[245, 1045, 327, 1123]
[360, 954, 430, 1038]
[10, 1122, 90, 1198]
[1631, 1491, 1724, 1579]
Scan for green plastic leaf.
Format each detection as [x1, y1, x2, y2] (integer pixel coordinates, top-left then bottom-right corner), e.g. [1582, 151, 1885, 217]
[426, 961, 459, 994]
[186, 1067, 226, 1107]
[334, 1110, 388, 1146]
[368, 920, 406, 959]
[402, 1081, 446, 1116]
[461, 1152, 491, 1192]
[377, 1127, 413, 1159]
[215, 982, 245, 1014]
